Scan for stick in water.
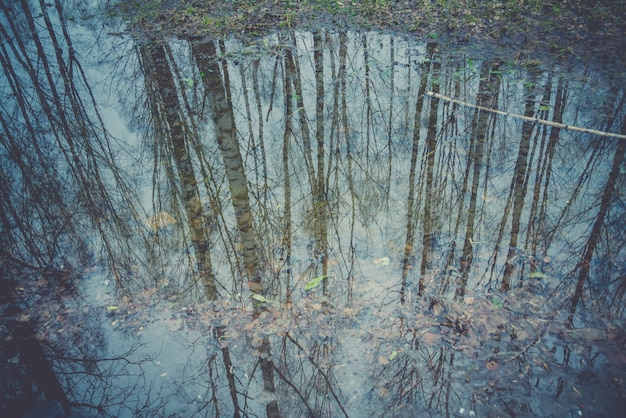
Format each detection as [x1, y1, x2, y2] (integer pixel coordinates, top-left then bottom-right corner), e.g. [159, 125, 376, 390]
[425, 91, 626, 140]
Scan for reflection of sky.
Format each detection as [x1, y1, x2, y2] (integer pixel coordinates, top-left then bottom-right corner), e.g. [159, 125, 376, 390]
[58, 12, 625, 297]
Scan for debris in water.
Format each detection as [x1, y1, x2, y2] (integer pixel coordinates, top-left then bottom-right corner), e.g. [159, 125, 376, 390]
[143, 211, 177, 232]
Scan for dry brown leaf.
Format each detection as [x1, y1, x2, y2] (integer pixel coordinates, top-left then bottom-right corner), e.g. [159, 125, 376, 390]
[485, 360, 499, 371]
[143, 211, 177, 232]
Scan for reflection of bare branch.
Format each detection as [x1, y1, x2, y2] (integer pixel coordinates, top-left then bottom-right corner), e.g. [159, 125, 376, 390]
[497, 337, 540, 361]
[271, 362, 316, 416]
[285, 333, 349, 418]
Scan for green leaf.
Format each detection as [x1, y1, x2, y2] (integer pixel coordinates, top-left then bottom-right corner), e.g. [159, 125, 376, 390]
[492, 298, 503, 309]
[528, 272, 547, 280]
[252, 294, 270, 303]
[389, 350, 398, 361]
[305, 275, 328, 291]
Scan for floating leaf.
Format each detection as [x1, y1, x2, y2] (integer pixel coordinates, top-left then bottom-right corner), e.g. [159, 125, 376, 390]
[251, 294, 279, 306]
[305, 275, 327, 291]
[252, 294, 270, 303]
[389, 350, 398, 361]
[143, 212, 177, 232]
[528, 272, 547, 280]
[106, 306, 119, 314]
[373, 257, 390, 267]
[485, 360, 499, 371]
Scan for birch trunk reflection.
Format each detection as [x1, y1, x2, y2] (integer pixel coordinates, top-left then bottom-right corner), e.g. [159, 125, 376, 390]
[193, 40, 262, 297]
[139, 41, 218, 299]
[193, 39, 279, 417]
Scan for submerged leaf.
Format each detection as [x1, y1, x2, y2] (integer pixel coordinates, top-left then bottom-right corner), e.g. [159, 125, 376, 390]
[492, 298, 503, 309]
[305, 275, 328, 291]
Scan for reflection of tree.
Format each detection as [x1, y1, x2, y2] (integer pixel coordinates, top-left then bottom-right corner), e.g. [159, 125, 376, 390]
[401, 43, 437, 299]
[455, 60, 501, 299]
[525, 76, 566, 267]
[0, 0, 143, 275]
[568, 116, 626, 323]
[312, 31, 331, 295]
[419, 44, 442, 296]
[401, 57, 426, 301]
[500, 82, 540, 291]
[192, 39, 280, 416]
[139, 40, 219, 298]
[272, 319, 348, 417]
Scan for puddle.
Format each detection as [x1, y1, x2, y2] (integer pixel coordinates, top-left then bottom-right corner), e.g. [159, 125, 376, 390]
[1, 1, 625, 417]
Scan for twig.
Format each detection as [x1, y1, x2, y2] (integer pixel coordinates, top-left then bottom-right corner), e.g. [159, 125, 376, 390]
[426, 91, 626, 139]
[497, 337, 540, 362]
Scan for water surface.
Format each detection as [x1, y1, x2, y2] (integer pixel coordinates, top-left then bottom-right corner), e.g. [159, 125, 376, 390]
[1, 1, 625, 417]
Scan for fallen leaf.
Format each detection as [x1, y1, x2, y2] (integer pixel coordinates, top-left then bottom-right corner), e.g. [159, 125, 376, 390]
[485, 360, 499, 371]
[305, 275, 327, 291]
[373, 257, 390, 267]
[143, 211, 177, 232]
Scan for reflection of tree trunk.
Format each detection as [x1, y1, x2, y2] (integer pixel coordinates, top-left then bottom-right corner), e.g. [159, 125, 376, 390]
[385, 37, 395, 207]
[193, 40, 262, 296]
[501, 94, 537, 291]
[338, 31, 358, 299]
[528, 77, 566, 259]
[362, 34, 372, 165]
[569, 118, 626, 323]
[282, 48, 295, 304]
[193, 40, 279, 417]
[401, 49, 428, 302]
[218, 329, 242, 418]
[419, 43, 441, 296]
[288, 33, 315, 193]
[455, 61, 500, 299]
[313, 32, 330, 295]
[539, 79, 566, 248]
[140, 42, 218, 299]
